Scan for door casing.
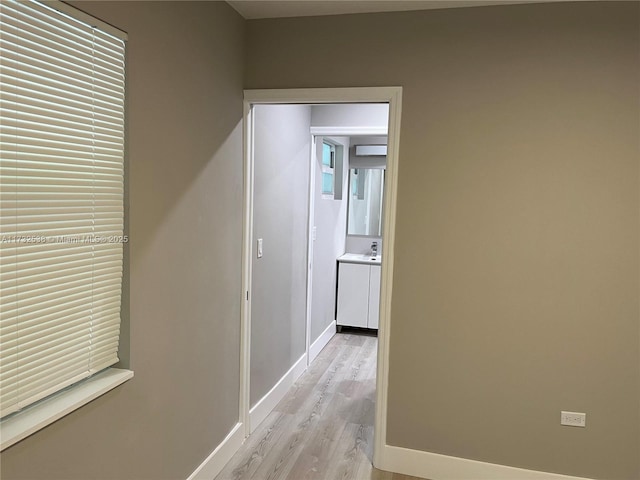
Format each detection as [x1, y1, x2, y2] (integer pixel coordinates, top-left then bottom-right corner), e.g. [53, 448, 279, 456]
[240, 87, 403, 469]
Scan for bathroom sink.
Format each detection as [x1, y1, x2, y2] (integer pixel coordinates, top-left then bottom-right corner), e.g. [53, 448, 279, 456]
[337, 253, 382, 265]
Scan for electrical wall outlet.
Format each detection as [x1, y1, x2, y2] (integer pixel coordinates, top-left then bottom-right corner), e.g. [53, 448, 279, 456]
[561, 411, 586, 427]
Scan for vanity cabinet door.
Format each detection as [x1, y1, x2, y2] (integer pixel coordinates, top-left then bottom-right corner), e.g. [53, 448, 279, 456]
[337, 263, 370, 328]
[367, 265, 381, 329]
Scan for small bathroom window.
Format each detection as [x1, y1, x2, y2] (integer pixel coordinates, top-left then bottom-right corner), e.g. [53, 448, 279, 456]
[321, 142, 335, 196]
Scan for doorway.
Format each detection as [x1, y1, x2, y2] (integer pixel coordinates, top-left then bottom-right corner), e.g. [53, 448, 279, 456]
[240, 88, 402, 468]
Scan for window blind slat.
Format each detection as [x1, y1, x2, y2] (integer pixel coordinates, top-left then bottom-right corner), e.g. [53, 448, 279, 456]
[13, 286, 95, 315]
[0, 240, 121, 259]
[9, 312, 89, 344]
[3, 218, 124, 230]
[2, 30, 125, 86]
[17, 370, 90, 411]
[0, 154, 123, 171]
[1, 166, 123, 181]
[17, 367, 91, 410]
[1, 160, 123, 176]
[0, 105, 124, 134]
[1, 280, 122, 326]
[3, 308, 89, 338]
[1, 72, 124, 117]
[0, 115, 124, 143]
[2, 52, 125, 103]
[0, 204, 122, 218]
[1, 276, 122, 311]
[18, 328, 91, 365]
[1, 83, 124, 128]
[4, 0, 94, 44]
[3, 274, 120, 302]
[0, 0, 125, 416]
[1, 257, 122, 287]
[0, 399, 19, 419]
[1, 87, 123, 130]
[0, 15, 93, 67]
[0, 117, 123, 144]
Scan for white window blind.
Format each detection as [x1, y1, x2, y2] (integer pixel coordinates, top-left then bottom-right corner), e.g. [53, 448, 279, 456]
[0, 0, 126, 418]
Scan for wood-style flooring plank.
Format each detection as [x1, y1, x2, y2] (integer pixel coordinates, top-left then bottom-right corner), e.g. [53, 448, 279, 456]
[215, 333, 425, 480]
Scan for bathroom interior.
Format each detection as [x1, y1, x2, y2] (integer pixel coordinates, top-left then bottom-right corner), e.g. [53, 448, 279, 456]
[324, 134, 386, 333]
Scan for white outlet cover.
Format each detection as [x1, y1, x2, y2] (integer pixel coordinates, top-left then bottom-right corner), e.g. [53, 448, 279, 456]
[561, 411, 586, 427]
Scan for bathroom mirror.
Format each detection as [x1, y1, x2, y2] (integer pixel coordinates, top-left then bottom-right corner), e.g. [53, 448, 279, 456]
[347, 168, 385, 236]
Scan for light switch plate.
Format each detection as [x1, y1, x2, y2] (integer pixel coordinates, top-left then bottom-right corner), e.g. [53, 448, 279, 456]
[257, 238, 263, 258]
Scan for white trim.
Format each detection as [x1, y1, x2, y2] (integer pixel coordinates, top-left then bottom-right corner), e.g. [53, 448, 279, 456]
[241, 87, 403, 468]
[309, 320, 336, 365]
[244, 87, 401, 104]
[373, 86, 402, 468]
[186, 422, 244, 480]
[0, 368, 133, 451]
[305, 134, 317, 367]
[239, 102, 254, 437]
[41, 0, 128, 40]
[249, 353, 307, 433]
[380, 445, 594, 480]
[310, 126, 388, 136]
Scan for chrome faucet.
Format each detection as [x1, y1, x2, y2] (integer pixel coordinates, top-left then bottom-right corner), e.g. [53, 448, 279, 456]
[371, 241, 378, 257]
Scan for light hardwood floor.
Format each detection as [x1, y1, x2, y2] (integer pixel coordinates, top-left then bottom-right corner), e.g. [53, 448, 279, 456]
[215, 332, 423, 480]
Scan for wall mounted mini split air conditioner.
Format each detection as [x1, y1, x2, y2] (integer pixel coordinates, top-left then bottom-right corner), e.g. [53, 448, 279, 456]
[354, 145, 387, 156]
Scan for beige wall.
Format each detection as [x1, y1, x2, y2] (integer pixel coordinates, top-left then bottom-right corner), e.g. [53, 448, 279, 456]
[1, 2, 245, 479]
[246, 3, 640, 479]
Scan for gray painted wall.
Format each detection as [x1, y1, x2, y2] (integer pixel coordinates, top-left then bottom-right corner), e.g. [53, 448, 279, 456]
[310, 136, 349, 343]
[1, 2, 245, 479]
[246, 3, 640, 479]
[311, 104, 389, 129]
[250, 105, 311, 407]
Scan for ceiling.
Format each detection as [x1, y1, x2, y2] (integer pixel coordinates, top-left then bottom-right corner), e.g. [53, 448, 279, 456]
[226, 0, 569, 20]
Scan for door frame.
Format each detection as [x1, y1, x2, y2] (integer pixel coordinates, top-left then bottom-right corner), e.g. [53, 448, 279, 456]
[306, 133, 348, 367]
[240, 87, 402, 468]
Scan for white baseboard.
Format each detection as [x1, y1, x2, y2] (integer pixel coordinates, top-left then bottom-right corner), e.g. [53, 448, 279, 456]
[249, 353, 307, 433]
[187, 422, 244, 480]
[380, 445, 593, 480]
[309, 320, 336, 365]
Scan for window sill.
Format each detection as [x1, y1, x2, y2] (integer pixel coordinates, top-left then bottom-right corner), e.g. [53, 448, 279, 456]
[0, 368, 133, 451]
